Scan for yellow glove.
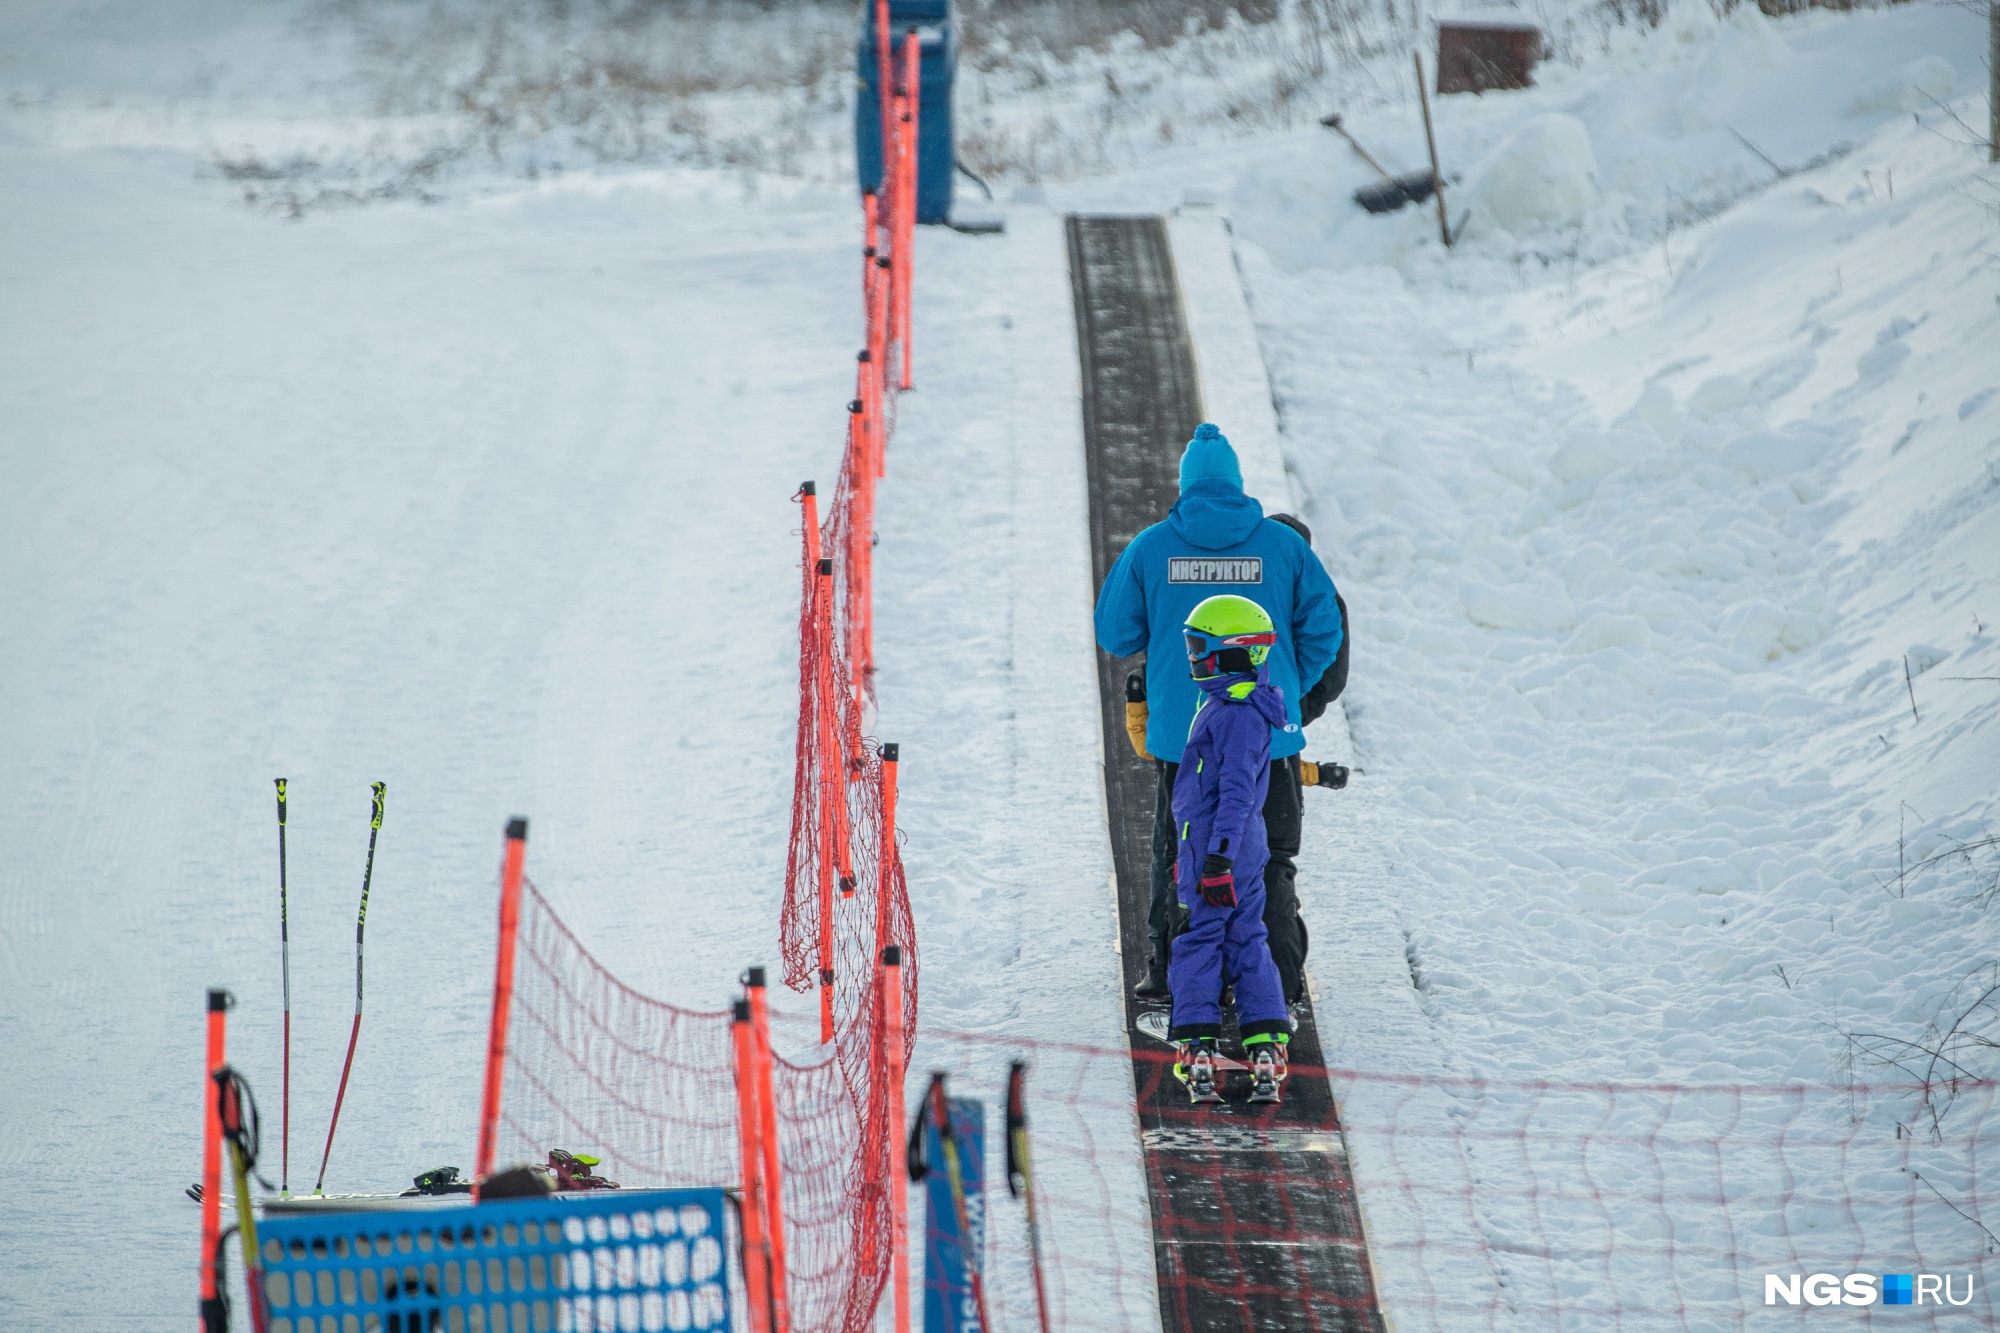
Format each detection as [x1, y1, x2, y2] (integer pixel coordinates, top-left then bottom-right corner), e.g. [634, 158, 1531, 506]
[1125, 701, 1153, 761]
[1301, 760, 1318, 786]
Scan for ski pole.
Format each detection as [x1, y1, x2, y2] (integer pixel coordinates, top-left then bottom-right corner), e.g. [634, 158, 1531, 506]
[927, 1073, 992, 1333]
[275, 777, 290, 1197]
[215, 1065, 272, 1333]
[1006, 1061, 1052, 1333]
[315, 781, 384, 1194]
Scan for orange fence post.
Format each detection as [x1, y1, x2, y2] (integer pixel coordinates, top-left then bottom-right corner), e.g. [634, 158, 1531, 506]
[473, 817, 528, 1195]
[875, 743, 900, 953]
[733, 999, 777, 1333]
[857, 349, 877, 482]
[745, 970, 791, 1333]
[881, 945, 909, 1333]
[198, 989, 229, 1330]
[899, 30, 919, 391]
[863, 190, 879, 277]
[819, 545, 853, 897]
[800, 482, 848, 1042]
[874, 254, 894, 480]
[875, 0, 894, 192]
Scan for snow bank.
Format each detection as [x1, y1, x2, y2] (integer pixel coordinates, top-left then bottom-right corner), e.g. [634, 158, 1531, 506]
[1846, 53, 1957, 117]
[1460, 112, 1600, 238]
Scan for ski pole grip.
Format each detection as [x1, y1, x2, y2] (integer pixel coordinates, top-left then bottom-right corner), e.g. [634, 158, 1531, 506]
[275, 778, 287, 822]
[371, 782, 386, 829]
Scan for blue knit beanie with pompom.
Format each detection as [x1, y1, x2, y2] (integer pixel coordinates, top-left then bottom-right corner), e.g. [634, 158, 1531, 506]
[1178, 423, 1242, 493]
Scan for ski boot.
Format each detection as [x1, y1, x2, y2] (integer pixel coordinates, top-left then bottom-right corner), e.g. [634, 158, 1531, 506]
[1244, 1034, 1289, 1105]
[1134, 937, 1170, 998]
[548, 1149, 620, 1191]
[1175, 1039, 1223, 1105]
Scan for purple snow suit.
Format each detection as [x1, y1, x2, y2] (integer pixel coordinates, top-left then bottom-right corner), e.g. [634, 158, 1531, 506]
[1167, 667, 1293, 1042]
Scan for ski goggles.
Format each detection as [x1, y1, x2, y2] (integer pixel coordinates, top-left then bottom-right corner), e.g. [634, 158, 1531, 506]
[1185, 628, 1276, 677]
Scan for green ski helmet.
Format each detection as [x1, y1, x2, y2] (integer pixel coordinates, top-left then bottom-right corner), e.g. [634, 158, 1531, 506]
[1184, 595, 1276, 680]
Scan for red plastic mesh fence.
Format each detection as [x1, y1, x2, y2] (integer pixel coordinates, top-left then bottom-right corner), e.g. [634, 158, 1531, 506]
[490, 869, 1997, 1333]
[780, 277, 915, 1070]
[783, 1020, 2000, 1332]
[497, 879, 895, 1333]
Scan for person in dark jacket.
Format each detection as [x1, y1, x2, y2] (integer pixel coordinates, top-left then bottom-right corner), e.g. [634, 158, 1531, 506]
[1268, 511, 1349, 733]
[1094, 424, 1343, 1005]
[1170, 595, 1293, 1104]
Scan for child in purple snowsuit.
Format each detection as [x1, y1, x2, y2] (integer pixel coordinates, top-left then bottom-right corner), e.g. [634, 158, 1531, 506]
[1169, 662, 1295, 1061]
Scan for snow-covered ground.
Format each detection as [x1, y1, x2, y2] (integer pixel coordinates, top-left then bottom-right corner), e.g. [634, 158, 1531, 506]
[1, 8, 872, 1323]
[3, 0, 1996, 1326]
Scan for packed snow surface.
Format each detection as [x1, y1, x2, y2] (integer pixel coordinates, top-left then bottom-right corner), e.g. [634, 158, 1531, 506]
[2, 0, 1996, 1326]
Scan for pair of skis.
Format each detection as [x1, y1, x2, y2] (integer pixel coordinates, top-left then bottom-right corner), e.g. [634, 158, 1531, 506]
[276, 779, 386, 1197]
[1135, 1011, 1285, 1105]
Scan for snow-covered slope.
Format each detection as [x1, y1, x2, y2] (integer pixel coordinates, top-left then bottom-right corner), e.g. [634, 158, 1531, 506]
[0, 19, 868, 1326]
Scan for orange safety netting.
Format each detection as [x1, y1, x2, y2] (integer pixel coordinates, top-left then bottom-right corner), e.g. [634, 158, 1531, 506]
[496, 878, 899, 1333]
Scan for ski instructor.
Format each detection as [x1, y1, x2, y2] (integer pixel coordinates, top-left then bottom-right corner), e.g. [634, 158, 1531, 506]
[1094, 423, 1343, 1005]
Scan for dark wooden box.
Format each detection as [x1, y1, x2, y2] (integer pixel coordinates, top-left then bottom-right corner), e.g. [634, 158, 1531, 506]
[1436, 20, 1543, 95]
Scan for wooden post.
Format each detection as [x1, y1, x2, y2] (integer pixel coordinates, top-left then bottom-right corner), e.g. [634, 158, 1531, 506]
[198, 989, 228, 1329]
[473, 817, 528, 1195]
[744, 970, 791, 1333]
[881, 945, 909, 1333]
[1415, 54, 1453, 248]
[732, 1001, 776, 1333]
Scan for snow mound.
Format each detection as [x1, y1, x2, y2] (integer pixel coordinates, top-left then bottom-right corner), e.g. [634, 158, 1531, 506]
[1461, 113, 1600, 237]
[1846, 54, 1956, 117]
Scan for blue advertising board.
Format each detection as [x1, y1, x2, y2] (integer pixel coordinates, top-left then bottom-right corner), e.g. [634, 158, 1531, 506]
[255, 1188, 730, 1333]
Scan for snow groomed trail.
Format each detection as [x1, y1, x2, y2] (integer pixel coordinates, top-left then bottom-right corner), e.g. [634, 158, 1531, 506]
[1067, 213, 1386, 1332]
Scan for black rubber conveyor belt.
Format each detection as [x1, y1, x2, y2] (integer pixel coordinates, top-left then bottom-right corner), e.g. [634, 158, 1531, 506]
[1067, 214, 1386, 1333]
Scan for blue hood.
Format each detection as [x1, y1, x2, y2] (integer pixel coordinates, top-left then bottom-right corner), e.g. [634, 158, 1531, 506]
[1195, 667, 1290, 730]
[1168, 479, 1264, 551]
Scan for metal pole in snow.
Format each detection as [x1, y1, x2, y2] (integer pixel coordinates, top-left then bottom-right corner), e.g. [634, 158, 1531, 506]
[275, 778, 290, 1197]
[315, 783, 384, 1194]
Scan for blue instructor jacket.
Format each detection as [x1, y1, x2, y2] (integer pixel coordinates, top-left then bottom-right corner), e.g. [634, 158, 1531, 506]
[1094, 478, 1343, 763]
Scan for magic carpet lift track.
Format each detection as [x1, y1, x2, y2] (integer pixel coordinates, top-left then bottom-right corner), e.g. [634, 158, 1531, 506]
[1067, 214, 1387, 1333]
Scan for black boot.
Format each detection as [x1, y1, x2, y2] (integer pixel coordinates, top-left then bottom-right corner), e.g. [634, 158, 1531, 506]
[1134, 937, 1171, 997]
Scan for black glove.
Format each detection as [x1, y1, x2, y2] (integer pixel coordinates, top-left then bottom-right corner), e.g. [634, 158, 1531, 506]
[1198, 854, 1236, 907]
